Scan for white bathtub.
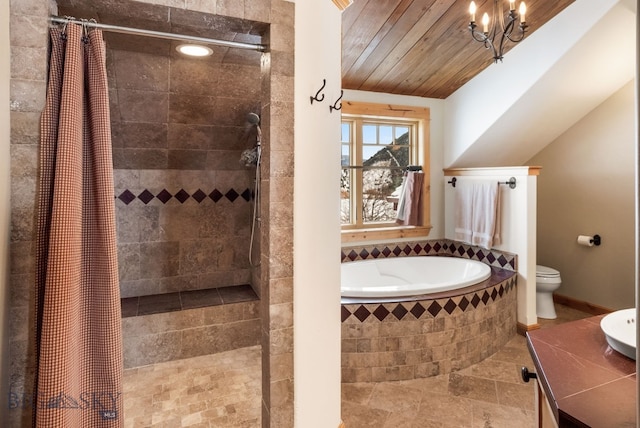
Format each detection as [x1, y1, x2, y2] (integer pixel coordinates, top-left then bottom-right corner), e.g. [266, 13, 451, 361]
[341, 256, 492, 298]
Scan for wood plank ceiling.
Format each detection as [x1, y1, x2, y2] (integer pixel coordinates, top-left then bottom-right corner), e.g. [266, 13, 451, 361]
[341, 0, 575, 99]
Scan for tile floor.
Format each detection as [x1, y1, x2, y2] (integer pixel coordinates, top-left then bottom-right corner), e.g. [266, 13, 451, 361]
[123, 345, 261, 427]
[341, 304, 592, 428]
[122, 305, 591, 427]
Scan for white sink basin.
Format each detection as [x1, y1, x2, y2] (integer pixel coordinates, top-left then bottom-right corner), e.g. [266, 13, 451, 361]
[600, 308, 636, 360]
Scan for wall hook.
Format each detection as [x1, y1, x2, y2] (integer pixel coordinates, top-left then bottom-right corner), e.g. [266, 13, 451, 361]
[329, 90, 343, 113]
[310, 79, 326, 105]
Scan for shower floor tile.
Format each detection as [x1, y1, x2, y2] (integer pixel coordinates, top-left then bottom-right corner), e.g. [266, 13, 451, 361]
[123, 345, 261, 427]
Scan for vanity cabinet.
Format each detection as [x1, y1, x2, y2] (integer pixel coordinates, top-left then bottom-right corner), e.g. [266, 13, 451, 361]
[526, 316, 636, 427]
[536, 381, 557, 428]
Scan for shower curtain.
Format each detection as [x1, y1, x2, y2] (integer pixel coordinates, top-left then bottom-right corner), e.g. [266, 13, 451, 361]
[34, 22, 123, 427]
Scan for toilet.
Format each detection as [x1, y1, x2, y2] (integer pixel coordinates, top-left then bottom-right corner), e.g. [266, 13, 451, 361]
[536, 265, 562, 319]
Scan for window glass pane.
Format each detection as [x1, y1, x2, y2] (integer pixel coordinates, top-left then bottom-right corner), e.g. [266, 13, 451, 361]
[362, 167, 400, 223]
[362, 145, 384, 164]
[363, 124, 377, 144]
[395, 127, 409, 143]
[340, 168, 351, 225]
[341, 145, 350, 166]
[387, 145, 410, 168]
[379, 126, 393, 145]
[341, 123, 351, 143]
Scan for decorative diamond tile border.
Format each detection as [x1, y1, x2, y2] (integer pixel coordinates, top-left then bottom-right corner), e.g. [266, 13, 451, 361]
[115, 188, 253, 205]
[341, 276, 516, 323]
[341, 239, 517, 271]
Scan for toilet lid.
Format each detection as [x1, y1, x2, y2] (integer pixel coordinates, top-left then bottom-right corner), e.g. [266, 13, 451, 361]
[536, 265, 560, 278]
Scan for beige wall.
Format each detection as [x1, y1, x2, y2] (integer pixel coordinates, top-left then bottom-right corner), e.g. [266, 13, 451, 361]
[528, 80, 635, 311]
[1, 0, 11, 421]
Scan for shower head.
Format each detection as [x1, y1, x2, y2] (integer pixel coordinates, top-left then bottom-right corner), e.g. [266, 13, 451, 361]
[247, 112, 260, 125]
[247, 112, 262, 145]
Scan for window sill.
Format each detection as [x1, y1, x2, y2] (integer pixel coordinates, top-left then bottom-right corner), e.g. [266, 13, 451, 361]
[341, 225, 432, 243]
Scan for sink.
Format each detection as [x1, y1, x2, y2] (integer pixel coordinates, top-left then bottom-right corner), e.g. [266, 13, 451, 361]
[600, 308, 636, 360]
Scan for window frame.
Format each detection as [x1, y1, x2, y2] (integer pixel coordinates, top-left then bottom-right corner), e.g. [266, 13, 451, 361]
[340, 101, 432, 243]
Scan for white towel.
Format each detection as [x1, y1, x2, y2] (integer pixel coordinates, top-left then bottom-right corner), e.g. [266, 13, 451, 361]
[454, 179, 501, 249]
[454, 180, 474, 244]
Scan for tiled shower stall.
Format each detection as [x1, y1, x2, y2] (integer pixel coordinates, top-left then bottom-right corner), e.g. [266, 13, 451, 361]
[9, 0, 295, 426]
[105, 23, 264, 367]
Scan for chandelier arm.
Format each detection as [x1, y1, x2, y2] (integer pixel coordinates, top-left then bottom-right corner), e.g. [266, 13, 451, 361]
[503, 25, 527, 43]
[470, 30, 488, 43]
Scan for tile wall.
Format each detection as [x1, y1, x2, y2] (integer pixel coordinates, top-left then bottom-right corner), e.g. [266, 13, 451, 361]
[107, 39, 262, 298]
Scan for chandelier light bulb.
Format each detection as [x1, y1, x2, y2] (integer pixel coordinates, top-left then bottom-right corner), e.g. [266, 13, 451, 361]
[519, 2, 526, 23]
[509, 1, 515, 11]
[482, 13, 489, 33]
[469, 1, 477, 22]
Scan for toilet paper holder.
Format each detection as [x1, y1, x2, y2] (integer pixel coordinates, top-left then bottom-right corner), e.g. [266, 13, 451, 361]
[579, 234, 601, 246]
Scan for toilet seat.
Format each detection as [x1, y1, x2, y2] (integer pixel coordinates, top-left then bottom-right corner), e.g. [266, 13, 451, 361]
[536, 265, 560, 279]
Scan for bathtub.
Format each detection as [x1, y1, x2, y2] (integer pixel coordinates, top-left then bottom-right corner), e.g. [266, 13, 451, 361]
[340, 252, 517, 383]
[341, 256, 492, 298]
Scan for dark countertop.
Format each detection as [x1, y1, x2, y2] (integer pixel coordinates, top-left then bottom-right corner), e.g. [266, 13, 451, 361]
[526, 316, 636, 427]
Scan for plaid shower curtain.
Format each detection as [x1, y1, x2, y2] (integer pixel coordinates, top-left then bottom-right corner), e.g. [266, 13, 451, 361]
[34, 23, 123, 427]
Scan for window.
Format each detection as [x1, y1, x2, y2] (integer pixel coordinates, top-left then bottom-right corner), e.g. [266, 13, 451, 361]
[341, 101, 431, 242]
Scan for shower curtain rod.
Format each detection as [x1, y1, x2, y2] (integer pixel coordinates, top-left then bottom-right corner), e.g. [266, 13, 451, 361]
[49, 16, 267, 52]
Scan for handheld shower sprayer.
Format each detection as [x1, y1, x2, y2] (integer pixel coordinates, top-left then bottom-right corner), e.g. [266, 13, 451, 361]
[247, 112, 262, 145]
[245, 112, 262, 267]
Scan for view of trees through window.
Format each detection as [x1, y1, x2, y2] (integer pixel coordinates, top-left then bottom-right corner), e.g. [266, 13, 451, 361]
[341, 120, 414, 226]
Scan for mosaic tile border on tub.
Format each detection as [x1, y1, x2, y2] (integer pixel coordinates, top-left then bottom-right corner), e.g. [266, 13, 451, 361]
[340, 239, 516, 271]
[341, 276, 516, 323]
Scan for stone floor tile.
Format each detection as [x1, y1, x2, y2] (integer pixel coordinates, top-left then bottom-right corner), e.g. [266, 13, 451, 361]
[471, 400, 535, 428]
[467, 358, 524, 383]
[448, 372, 499, 404]
[368, 381, 423, 414]
[495, 379, 536, 411]
[341, 382, 374, 405]
[415, 393, 474, 427]
[342, 400, 390, 427]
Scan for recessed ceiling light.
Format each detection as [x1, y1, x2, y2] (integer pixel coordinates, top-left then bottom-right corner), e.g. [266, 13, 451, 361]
[176, 44, 213, 57]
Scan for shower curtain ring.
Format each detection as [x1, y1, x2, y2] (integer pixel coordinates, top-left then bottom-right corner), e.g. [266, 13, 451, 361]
[80, 19, 90, 43]
[60, 15, 73, 40]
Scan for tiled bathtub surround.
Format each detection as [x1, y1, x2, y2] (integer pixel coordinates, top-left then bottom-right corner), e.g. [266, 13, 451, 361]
[342, 274, 517, 383]
[341, 240, 517, 383]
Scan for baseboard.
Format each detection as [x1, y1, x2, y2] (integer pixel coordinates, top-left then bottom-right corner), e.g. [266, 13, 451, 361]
[517, 322, 540, 335]
[553, 293, 612, 315]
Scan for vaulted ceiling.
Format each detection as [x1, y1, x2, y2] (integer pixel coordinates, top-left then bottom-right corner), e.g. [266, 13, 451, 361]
[341, 0, 575, 99]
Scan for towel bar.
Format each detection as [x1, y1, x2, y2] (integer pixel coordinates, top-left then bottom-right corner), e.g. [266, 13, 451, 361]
[447, 176, 517, 189]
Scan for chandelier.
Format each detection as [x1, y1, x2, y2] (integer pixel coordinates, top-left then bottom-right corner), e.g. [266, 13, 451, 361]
[468, 0, 528, 63]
